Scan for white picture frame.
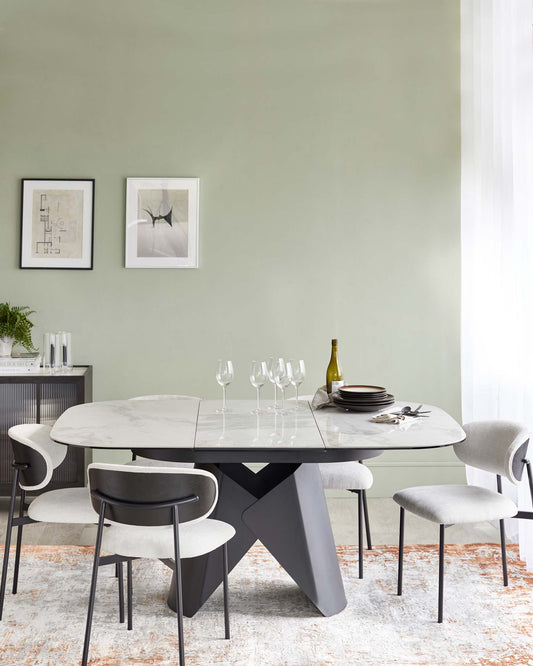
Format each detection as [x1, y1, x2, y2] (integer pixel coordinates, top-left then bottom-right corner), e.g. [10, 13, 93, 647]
[125, 177, 199, 268]
[20, 179, 94, 270]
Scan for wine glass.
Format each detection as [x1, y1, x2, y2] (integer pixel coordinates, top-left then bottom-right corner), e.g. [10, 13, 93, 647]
[215, 359, 234, 412]
[250, 360, 267, 413]
[287, 359, 306, 408]
[273, 357, 290, 412]
[266, 356, 278, 409]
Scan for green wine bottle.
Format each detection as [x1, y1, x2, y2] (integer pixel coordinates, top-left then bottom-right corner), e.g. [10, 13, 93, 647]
[326, 339, 344, 394]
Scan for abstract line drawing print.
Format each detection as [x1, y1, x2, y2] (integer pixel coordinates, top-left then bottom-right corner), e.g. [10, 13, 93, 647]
[136, 189, 189, 258]
[31, 189, 84, 259]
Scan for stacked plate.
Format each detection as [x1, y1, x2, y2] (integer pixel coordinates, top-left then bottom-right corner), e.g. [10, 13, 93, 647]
[332, 385, 395, 412]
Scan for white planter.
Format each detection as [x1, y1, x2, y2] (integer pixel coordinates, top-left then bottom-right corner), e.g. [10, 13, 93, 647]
[0, 337, 14, 357]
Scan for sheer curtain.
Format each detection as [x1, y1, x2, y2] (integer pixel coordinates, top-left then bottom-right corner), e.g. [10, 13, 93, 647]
[461, 0, 533, 570]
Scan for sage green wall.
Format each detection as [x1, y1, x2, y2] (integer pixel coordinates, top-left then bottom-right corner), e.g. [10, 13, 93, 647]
[0, 0, 462, 493]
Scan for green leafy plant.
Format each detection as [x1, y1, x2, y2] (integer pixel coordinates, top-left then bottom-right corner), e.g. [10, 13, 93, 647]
[0, 303, 36, 351]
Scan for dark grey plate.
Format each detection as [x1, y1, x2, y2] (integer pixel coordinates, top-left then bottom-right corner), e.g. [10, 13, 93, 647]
[332, 394, 395, 412]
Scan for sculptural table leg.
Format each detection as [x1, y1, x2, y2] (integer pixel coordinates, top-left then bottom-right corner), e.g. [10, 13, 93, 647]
[168, 462, 346, 618]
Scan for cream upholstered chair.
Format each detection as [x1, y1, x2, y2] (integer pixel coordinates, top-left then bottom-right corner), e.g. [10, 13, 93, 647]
[127, 395, 201, 467]
[82, 463, 235, 666]
[0, 424, 98, 620]
[292, 395, 374, 578]
[394, 420, 530, 623]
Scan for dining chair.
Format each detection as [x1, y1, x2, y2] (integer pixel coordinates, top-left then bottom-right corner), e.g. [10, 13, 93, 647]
[82, 463, 235, 666]
[0, 423, 98, 620]
[128, 394, 201, 466]
[318, 462, 373, 579]
[393, 420, 530, 622]
[292, 395, 374, 578]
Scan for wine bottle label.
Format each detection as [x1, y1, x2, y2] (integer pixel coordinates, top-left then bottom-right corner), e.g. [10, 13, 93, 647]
[330, 380, 345, 393]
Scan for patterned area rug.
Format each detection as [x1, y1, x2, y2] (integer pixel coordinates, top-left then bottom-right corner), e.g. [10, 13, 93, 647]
[0, 544, 532, 665]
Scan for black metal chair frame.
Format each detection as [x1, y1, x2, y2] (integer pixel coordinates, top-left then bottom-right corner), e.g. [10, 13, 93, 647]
[397, 457, 533, 623]
[82, 489, 230, 666]
[348, 486, 372, 579]
[0, 462, 38, 621]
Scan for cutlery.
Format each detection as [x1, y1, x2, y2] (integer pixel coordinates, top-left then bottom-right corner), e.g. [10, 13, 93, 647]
[392, 405, 431, 417]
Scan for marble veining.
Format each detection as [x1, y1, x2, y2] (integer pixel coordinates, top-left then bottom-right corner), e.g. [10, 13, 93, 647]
[51, 397, 464, 452]
[51, 398, 200, 449]
[195, 400, 325, 449]
[314, 400, 465, 449]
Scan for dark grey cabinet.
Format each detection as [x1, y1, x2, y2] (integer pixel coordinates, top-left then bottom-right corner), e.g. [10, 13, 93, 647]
[0, 366, 92, 495]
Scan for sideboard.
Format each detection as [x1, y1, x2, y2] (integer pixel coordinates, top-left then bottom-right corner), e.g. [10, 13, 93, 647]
[0, 366, 92, 495]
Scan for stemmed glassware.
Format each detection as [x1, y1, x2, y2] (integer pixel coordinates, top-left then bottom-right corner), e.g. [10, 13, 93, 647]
[266, 357, 278, 409]
[215, 359, 234, 413]
[287, 359, 306, 408]
[273, 357, 291, 412]
[249, 360, 267, 414]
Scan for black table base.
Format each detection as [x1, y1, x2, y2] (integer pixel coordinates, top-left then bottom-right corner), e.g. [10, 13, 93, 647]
[166, 462, 347, 617]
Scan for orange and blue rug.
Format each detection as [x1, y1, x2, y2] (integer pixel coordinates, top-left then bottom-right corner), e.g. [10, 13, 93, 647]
[0, 543, 532, 665]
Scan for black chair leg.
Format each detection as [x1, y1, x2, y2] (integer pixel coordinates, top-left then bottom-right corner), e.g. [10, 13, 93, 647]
[118, 561, 125, 623]
[361, 489, 372, 550]
[397, 507, 404, 596]
[127, 559, 133, 631]
[172, 507, 185, 666]
[496, 475, 509, 587]
[82, 504, 106, 666]
[0, 468, 20, 621]
[499, 519, 509, 587]
[357, 490, 364, 579]
[12, 488, 25, 595]
[438, 524, 445, 623]
[222, 543, 230, 639]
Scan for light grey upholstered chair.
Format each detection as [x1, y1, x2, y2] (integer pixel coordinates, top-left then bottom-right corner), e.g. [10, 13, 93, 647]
[319, 462, 373, 578]
[0, 424, 98, 620]
[82, 463, 235, 666]
[293, 395, 374, 578]
[394, 420, 530, 623]
[127, 395, 201, 467]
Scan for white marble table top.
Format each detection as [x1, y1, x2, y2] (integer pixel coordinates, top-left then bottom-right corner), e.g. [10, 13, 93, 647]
[51, 397, 200, 449]
[195, 400, 325, 450]
[51, 397, 465, 452]
[313, 401, 465, 450]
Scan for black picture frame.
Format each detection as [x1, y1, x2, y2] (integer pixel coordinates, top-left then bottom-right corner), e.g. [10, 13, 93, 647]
[20, 178, 95, 270]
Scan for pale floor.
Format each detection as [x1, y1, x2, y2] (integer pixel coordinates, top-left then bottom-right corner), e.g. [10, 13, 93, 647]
[0, 497, 501, 547]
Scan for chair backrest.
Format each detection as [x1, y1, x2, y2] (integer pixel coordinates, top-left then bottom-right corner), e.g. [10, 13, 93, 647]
[454, 420, 530, 485]
[7, 423, 68, 491]
[87, 463, 218, 526]
[129, 394, 202, 401]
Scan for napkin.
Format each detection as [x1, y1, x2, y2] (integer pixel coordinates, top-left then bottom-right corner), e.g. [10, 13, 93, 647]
[311, 386, 334, 409]
[370, 413, 406, 425]
[370, 413, 416, 427]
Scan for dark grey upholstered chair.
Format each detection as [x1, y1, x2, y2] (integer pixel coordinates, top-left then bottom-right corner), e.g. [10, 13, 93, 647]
[394, 420, 531, 623]
[0, 424, 97, 620]
[82, 463, 235, 666]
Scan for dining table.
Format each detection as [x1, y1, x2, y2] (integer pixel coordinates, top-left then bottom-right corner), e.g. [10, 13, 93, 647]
[50, 397, 465, 618]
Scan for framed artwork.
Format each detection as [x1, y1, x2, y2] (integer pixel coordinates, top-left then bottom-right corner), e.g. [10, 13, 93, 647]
[125, 177, 199, 268]
[20, 179, 95, 269]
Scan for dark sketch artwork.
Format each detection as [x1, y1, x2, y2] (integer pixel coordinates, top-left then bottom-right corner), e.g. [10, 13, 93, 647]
[32, 189, 84, 258]
[144, 207, 173, 227]
[136, 189, 189, 258]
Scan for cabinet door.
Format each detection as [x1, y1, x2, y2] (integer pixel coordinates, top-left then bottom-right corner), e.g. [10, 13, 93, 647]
[0, 380, 86, 494]
[0, 383, 38, 493]
[39, 382, 85, 489]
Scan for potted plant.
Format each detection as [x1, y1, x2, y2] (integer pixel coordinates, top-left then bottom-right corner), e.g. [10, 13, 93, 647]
[0, 303, 36, 357]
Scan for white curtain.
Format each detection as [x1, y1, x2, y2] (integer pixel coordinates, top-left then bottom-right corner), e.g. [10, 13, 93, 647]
[461, 0, 533, 570]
